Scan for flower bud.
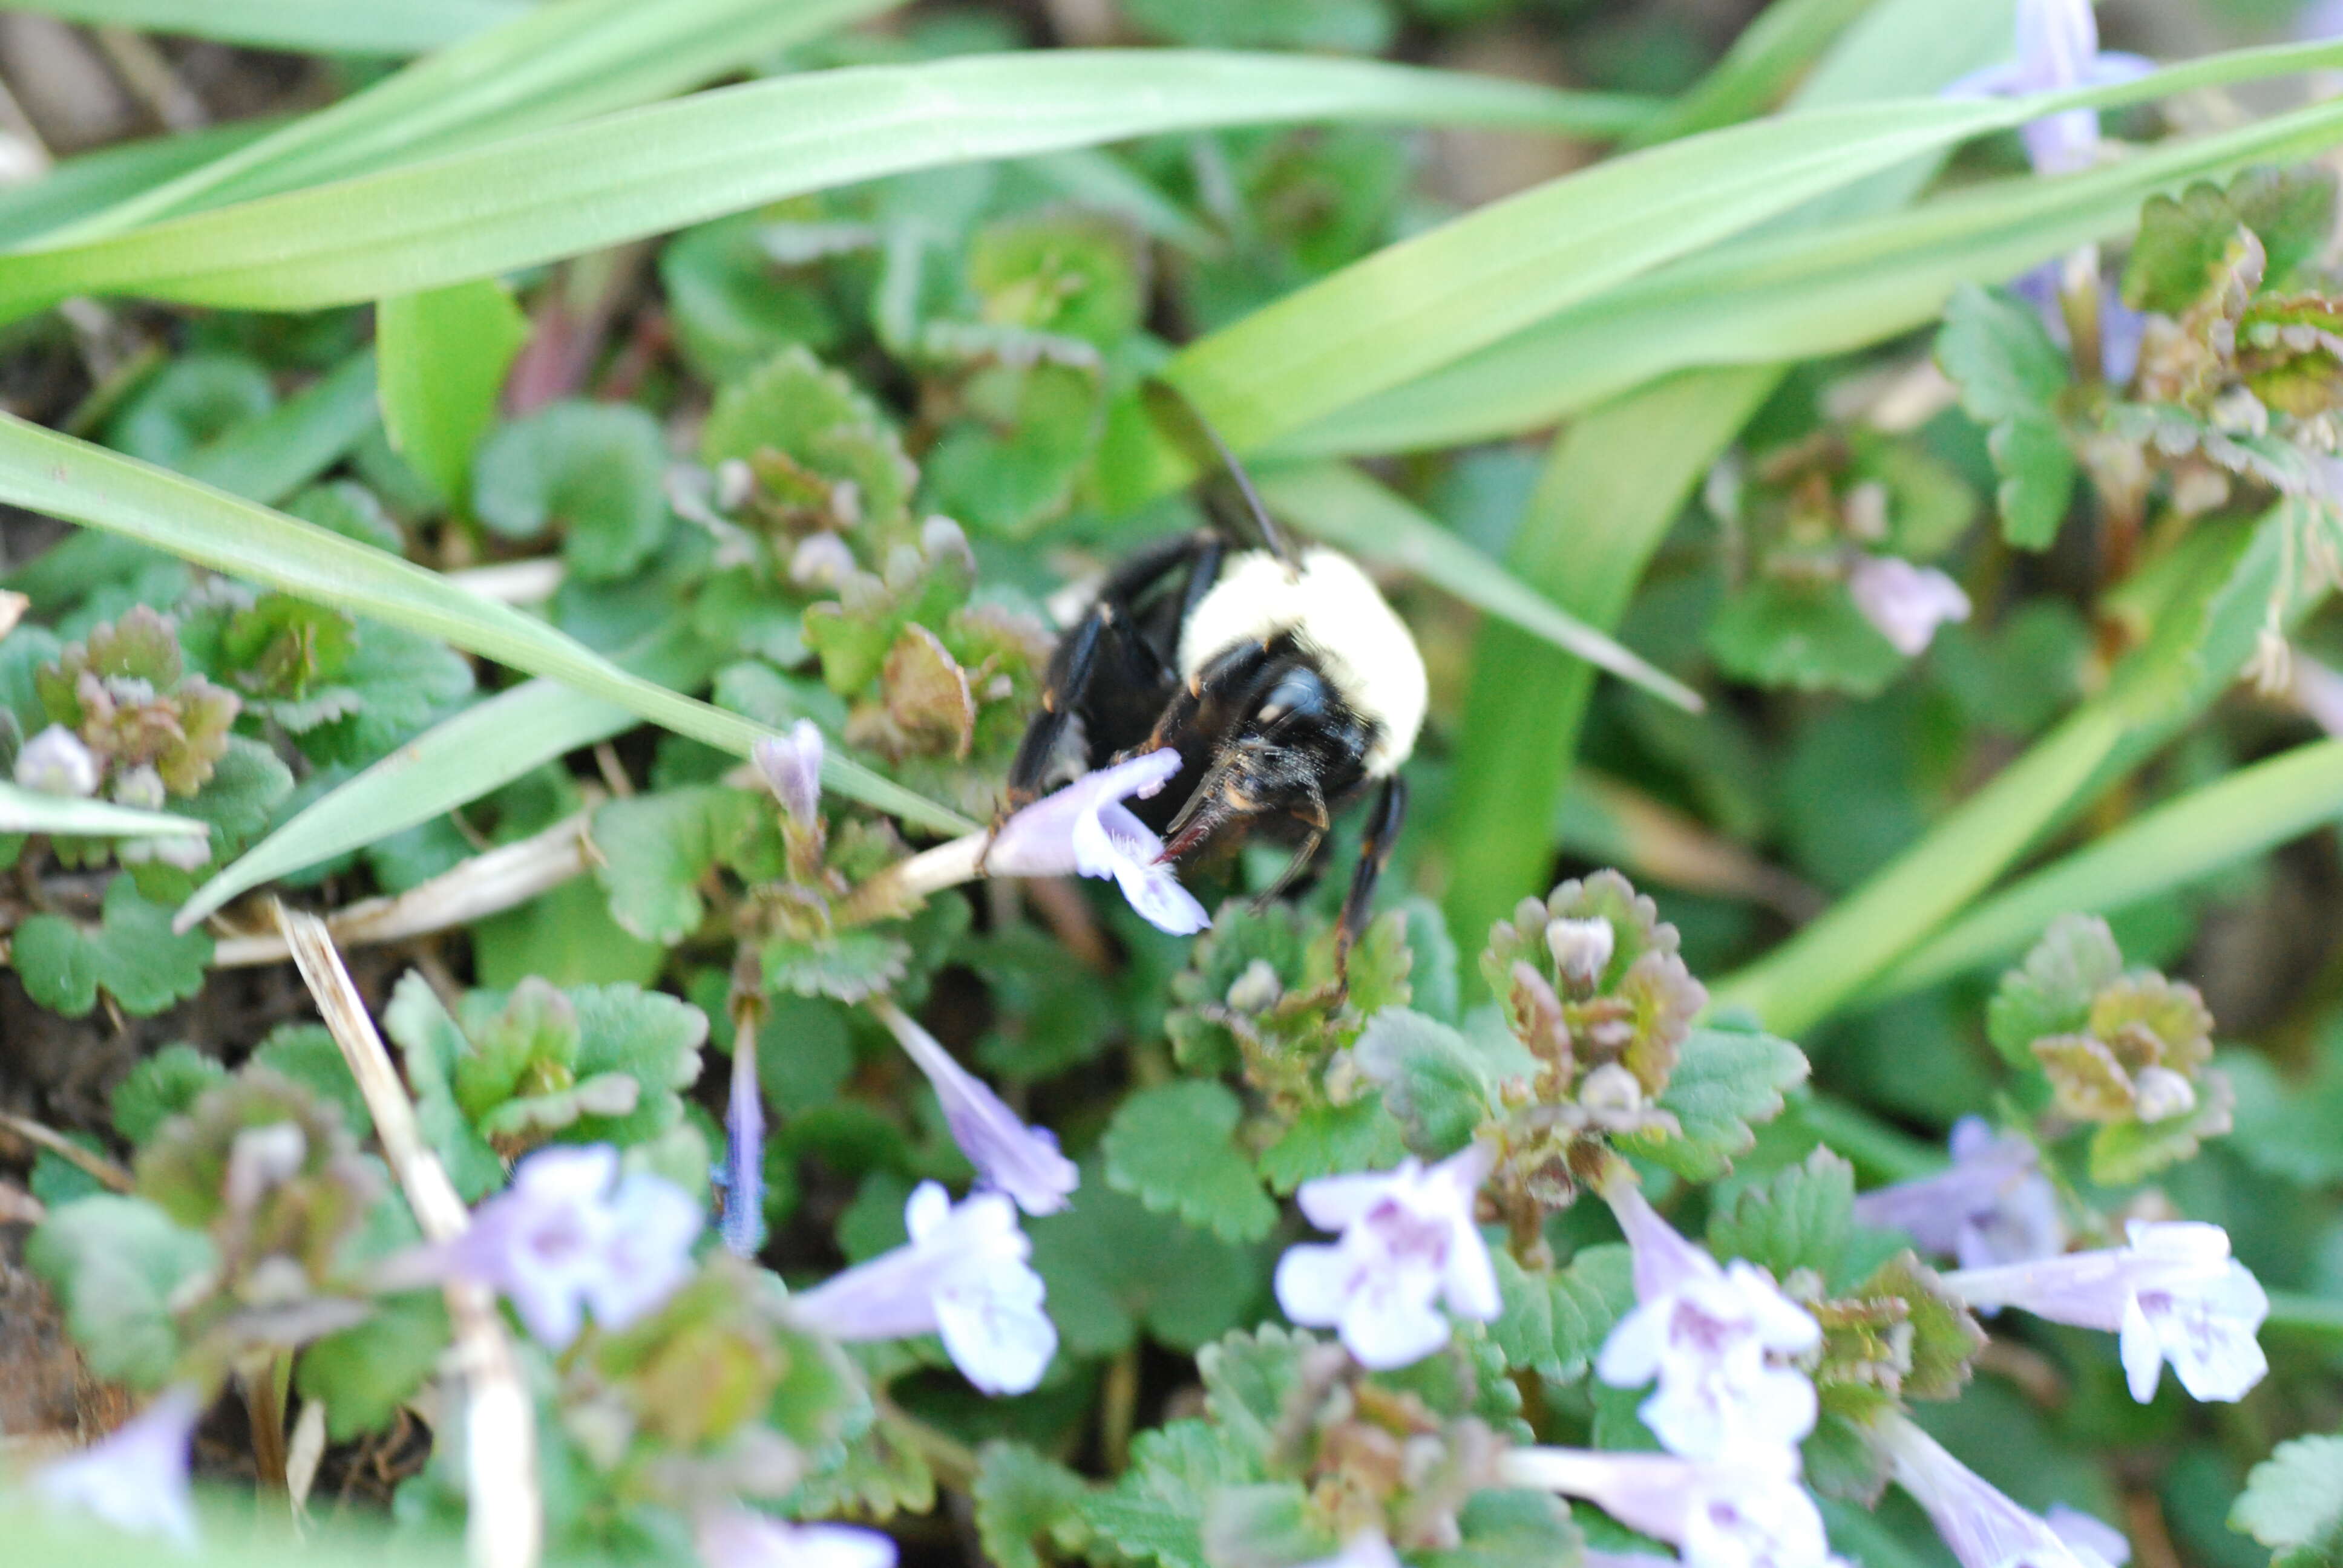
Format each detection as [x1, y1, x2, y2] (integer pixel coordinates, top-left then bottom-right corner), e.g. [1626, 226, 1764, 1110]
[1547, 916, 1614, 987]
[15, 724, 98, 798]
[2131, 1065, 2197, 1123]
[1578, 1063, 1644, 1117]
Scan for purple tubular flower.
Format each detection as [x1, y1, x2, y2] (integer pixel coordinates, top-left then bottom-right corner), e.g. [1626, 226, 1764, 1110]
[878, 1001, 1076, 1217]
[696, 1505, 900, 1568]
[1499, 1445, 1841, 1568]
[34, 1386, 204, 1546]
[1944, 1221, 2268, 1403]
[1848, 557, 1971, 658]
[1945, 0, 2154, 175]
[1878, 1414, 2124, 1568]
[791, 1181, 1057, 1395]
[1597, 1185, 1822, 1462]
[1851, 1117, 2066, 1270]
[1273, 1145, 1501, 1370]
[721, 1032, 767, 1257]
[753, 720, 825, 826]
[986, 749, 1210, 935]
[433, 1144, 704, 1348]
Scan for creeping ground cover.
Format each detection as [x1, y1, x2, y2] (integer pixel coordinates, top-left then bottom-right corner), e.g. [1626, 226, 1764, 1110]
[11, 2, 2343, 1568]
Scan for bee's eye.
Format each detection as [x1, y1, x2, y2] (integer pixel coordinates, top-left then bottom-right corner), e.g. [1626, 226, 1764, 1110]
[1257, 668, 1331, 728]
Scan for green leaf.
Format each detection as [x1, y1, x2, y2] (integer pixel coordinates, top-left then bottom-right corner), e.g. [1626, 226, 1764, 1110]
[297, 1286, 450, 1442]
[1706, 1148, 1864, 1293]
[2233, 1434, 2343, 1567]
[0, 779, 209, 840]
[378, 278, 529, 509]
[1489, 1242, 1633, 1384]
[0, 414, 974, 835]
[106, 353, 275, 467]
[1353, 1007, 1518, 1158]
[173, 734, 296, 857]
[382, 970, 505, 1201]
[1256, 1097, 1409, 1194]
[473, 400, 672, 581]
[1633, 1023, 1809, 1181]
[2123, 181, 2247, 316]
[0, 51, 1665, 319]
[1027, 1157, 1268, 1357]
[294, 621, 477, 767]
[562, 982, 709, 1146]
[1984, 912, 2123, 1065]
[111, 1041, 228, 1143]
[13, 877, 213, 1018]
[763, 929, 916, 1005]
[1706, 578, 1906, 696]
[974, 1443, 1094, 1568]
[252, 1022, 373, 1141]
[2225, 1041, 2343, 1187]
[2230, 164, 2339, 285]
[2086, 1069, 2235, 1186]
[181, 350, 381, 507]
[591, 786, 762, 943]
[790, 1407, 938, 1521]
[3, 0, 524, 55]
[1934, 284, 2075, 550]
[701, 344, 917, 529]
[284, 482, 403, 552]
[1103, 1080, 1278, 1244]
[1083, 1420, 1261, 1568]
[25, 1194, 217, 1388]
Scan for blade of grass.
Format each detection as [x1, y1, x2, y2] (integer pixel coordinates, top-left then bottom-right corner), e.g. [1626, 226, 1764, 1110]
[1253, 461, 1705, 714]
[377, 280, 528, 509]
[39, 0, 908, 244]
[179, 348, 378, 505]
[0, 51, 1673, 321]
[0, 414, 976, 837]
[5, 0, 526, 54]
[0, 120, 275, 249]
[1706, 512, 2302, 1037]
[0, 779, 206, 837]
[1872, 738, 2343, 999]
[1623, 0, 1876, 147]
[1289, 83, 2343, 456]
[179, 626, 720, 930]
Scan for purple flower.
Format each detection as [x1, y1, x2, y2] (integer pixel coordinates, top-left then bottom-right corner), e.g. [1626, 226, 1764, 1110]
[2046, 1507, 2133, 1568]
[2302, 1, 2343, 41]
[1948, 0, 2154, 174]
[1878, 1414, 2125, 1568]
[16, 724, 98, 797]
[876, 1000, 1076, 1217]
[437, 1144, 704, 1348]
[792, 1180, 1057, 1395]
[1500, 1445, 1840, 1568]
[1596, 1184, 1821, 1462]
[34, 1386, 203, 1546]
[986, 749, 1210, 936]
[696, 1506, 899, 1568]
[1942, 1221, 2268, 1402]
[753, 720, 825, 826]
[721, 1033, 766, 1258]
[2008, 264, 2146, 386]
[1851, 1117, 2066, 1270]
[1848, 557, 1971, 658]
[1274, 1146, 1501, 1370]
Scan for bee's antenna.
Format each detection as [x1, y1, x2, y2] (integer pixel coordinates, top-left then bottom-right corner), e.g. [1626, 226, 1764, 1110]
[1142, 380, 1296, 568]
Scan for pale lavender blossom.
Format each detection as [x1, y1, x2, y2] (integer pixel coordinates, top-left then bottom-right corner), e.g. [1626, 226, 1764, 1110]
[696, 1505, 900, 1568]
[1296, 1533, 1405, 1568]
[431, 1143, 704, 1348]
[1851, 1117, 2066, 1270]
[2008, 264, 2146, 387]
[753, 720, 825, 826]
[986, 748, 1210, 935]
[1878, 1414, 2123, 1568]
[792, 1180, 1057, 1395]
[879, 1001, 1076, 1217]
[34, 1385, 203, 1546]
[1597, 1184, 1821, 1461]
[1948, 0, 2154, 175]
[721, 1033, 766, 1258]
[1500, 1445, 1840, 1568]
[1274, 1145, 1501, 1370]
[16, 724, 98, 797]
[1943, 1221, 2268, 1403]
[2046, 1506, 2133, 1567]
[2299, 0, 2343, 41]
[1849, 557, 1971, 658]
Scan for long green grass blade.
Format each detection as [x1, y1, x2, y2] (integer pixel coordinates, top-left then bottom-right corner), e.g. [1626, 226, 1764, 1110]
[0, 780, 206, 838]
[179, 627, 721, 930]
[1623, 0, 1875, 147]
[179, 348, 379, 505]
[377, 281, 528, 508]
[0, 121, 276, 249]
[4, 0, 526, 54]
[1873, 739, 2343, 999]
[1707, 514, 2296, 1037]
[1253, 462, 1705, 714]
[0, 416, 977, 837]
[40, 0, 906, 245]
[0, 53, 1921, 322]
[1291, 81, 2343, 455]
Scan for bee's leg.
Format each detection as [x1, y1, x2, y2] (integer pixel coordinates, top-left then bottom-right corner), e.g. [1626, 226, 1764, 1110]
[1008, 531, 1219, 809]
[1334, 776, 1407, 982]
[1250, 794, 1329, 912]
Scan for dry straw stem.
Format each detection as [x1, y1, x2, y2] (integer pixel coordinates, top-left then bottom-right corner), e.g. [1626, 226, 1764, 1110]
[211, 811, 591, 964]
[0, 1108, 133, 1191]
[838, 829, 989, 924]
[275, 903, 542, 1568]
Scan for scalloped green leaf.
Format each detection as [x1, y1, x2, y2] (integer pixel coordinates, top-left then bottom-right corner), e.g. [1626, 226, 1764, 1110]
[1103, 1079, 1278, 1244]
[473, 399, 672, 580]
[13, 876, 213, 1018]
